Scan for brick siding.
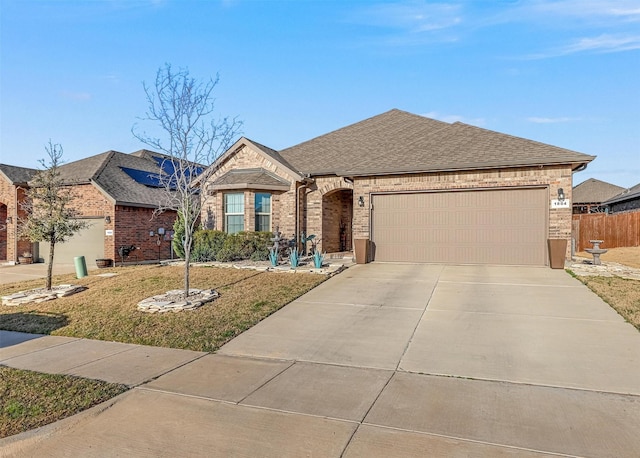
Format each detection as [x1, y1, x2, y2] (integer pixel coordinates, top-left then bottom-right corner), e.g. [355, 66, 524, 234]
[202, 147, 575, 260]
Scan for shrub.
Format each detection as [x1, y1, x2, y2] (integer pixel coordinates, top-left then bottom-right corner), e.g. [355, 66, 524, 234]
[172, 212, 188, 259]
[191, 230, 226, 262]
[190, 230, 272, 262]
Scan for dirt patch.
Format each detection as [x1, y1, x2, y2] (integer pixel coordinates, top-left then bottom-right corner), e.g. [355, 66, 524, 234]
[576, 246, 640, 269]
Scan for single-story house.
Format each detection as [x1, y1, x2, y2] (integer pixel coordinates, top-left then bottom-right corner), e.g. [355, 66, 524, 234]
[201, 109, 595, 266]
[572, 178, 625, 214]
[603, 183, 640, 213]
[1, 150, 180, 266]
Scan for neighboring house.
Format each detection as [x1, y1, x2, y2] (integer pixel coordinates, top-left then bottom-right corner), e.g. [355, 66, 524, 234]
[603, 183, 640, 213]
[572, 178, 625, 214]
[0, 150, 181, 267]
[0, 164, 38, 262]
[201, 109, 595, 266]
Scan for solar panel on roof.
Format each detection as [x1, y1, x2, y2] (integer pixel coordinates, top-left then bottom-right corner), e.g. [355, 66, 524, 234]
[152, 156, 204, 178]
[121, 167, 168, 188]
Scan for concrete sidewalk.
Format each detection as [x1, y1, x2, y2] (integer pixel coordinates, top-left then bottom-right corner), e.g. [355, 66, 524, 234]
[1, 264, 639, 457]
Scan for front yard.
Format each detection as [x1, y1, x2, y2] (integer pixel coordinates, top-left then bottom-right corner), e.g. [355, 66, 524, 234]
[0, 264, 327, 438]
[0, 264, 326, 352]
[578, 275, 640, 330]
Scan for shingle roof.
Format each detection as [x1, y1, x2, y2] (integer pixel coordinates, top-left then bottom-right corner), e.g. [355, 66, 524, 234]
[0, 164, 38, 184]
[603, 182, 640, 205]
[212, 168, 290, 190]
[572, 178, 626, 204]
[54, 150, 180, 208]
[278, 109, 595, 176]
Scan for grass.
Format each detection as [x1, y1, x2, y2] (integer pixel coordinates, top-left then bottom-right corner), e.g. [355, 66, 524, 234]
[0, 264, 326, 352]
[0, 366, 128, 438]
[578, 275, 640, 331]
[0, 264, 326, 438]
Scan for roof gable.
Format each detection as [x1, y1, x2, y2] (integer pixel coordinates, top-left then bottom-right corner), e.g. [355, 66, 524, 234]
[572, 178, 626, 204]
[0, 164, 38, 185]
[603, 182, 640, 205]
[202, 137, 303, 184]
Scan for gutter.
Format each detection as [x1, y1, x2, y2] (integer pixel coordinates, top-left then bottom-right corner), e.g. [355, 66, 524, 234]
[304, 159, 596, 178]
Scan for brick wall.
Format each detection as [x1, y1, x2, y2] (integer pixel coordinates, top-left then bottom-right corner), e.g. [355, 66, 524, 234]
[0, 178, 33, 262]
[350, 165, 574, 257]
[114, 206, 177, 262]
[201, 144, 299, 239]
[201, 145, 576, 260]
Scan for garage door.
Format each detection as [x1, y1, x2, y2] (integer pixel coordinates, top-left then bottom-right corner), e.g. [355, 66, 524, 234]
[371, 188, 548, 265]
[38, 218, 105, 267]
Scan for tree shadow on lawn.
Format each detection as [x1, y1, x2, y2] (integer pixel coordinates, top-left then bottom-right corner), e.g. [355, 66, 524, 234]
[0, 311, 69, 335]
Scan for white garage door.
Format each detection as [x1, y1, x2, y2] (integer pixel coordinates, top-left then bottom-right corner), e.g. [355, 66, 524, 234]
[38, 218, 105, 268]
[371, 188, 548, 265]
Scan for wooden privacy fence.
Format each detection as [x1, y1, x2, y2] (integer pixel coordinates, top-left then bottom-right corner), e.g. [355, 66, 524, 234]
[572, 212, 640, 252]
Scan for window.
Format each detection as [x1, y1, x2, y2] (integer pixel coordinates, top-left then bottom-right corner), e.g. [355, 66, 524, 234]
[224, 193, 244, 234]
[255, 193, 271, 232]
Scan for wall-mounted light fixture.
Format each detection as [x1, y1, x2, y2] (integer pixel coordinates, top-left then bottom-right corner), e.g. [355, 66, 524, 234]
[5, 217, 12, 224]
[358, 196, 365, 207]
[104, 215, 111, 224]
[558, 188, 565, 201]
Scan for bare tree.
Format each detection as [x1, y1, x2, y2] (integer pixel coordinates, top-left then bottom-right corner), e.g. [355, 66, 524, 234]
[19, 141, 88, 290]
[133, 64, 242, 298]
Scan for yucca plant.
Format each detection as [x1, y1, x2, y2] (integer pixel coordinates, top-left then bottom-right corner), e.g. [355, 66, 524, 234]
[269, 247, 278, 267]
[313, 251, 325, 268]
[289, 247, 299, 268]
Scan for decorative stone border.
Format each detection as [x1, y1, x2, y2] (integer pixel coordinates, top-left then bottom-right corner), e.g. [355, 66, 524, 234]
[2, 284, 87, 306]
[569, 258, 640, 280]
[137, 288, 219, 313]
[163, 260, 350, 277]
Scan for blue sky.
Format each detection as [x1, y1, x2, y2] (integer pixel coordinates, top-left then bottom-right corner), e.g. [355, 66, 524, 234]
[1, 0, 639, 188]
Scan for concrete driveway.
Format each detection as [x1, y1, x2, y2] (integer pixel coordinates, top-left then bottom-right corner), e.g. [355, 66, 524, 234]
[0, 262, 79, 285]
[2, 264, 640, 457]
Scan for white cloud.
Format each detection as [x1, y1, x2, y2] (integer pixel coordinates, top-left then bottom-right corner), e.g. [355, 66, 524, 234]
[347, 2, 464, 46]
[508, 0, 640, 23]
[525, 33, 640, 58]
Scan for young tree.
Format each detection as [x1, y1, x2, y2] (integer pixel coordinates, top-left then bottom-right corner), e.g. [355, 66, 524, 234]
[19, 141, 88, 290]
[133, 64, 242, 298]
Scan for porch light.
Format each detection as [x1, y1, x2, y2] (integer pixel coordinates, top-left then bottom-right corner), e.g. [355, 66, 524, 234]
[104, 215, 111, 224]
[358, 196, 365, 207]
[558, 188, 565, 201]
[5, 217, 11, 224]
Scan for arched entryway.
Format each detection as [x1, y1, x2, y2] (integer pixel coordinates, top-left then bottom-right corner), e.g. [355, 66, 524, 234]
[321, 189, 353, 253]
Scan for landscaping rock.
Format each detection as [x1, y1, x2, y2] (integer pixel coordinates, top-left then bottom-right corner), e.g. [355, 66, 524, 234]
[569, 257, 640, 280]
[137, 288, 219, 313]
[2, 284, 87, 306]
